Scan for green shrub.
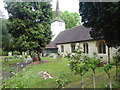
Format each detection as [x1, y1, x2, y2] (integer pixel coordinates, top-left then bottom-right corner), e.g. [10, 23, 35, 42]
[55, 72, 70, 88]
[13, 51, 20, 55]
[2, 51, 8, 56]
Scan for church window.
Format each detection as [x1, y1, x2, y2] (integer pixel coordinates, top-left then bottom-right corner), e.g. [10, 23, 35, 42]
[61, 45, 64, 52]
[98, 42, 106, 54]
[71, 44, 76, 53]
[83, 43, 89, 54]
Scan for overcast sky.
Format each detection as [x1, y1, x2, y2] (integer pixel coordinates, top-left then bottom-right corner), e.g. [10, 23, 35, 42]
[0, 0, 79, 19]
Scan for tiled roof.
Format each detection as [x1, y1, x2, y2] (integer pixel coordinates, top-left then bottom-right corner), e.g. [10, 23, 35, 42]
[54, 25, 94, 44]
[46, 41, 57, 49]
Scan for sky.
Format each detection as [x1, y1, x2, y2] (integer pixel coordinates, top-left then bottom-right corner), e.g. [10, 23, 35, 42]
[0, 0, 79, 19]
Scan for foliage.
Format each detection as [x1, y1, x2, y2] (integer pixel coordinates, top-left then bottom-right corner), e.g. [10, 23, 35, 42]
[104, 64, 112, 75]
[103, 64, 113, 88]
[1, 51, 8, 56]
[113, 51, 120, 65]
[55, 72, 70, 88]
[13, 51, 20, 55]
[60, 11, 81, 29]
[52, 10, 81, 29]
[86, 58, 100, 72]
[5, 2, 53, 60]
[113, 51, 120, 81]
[2, 57, 119, 88]
[2, 56, 25, 71]
[79, 2, 120, 47]
[1, 18, 15, 52]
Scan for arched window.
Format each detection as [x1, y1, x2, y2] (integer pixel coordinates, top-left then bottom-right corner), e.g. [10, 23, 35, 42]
[83, 43, 89, 54]
[61, 45, 64, 52]
[98, 42, 106, 54]
[71, 44, 76, 53]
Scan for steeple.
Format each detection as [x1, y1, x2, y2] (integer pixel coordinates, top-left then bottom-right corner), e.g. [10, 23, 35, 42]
[56, 0, 60, 17]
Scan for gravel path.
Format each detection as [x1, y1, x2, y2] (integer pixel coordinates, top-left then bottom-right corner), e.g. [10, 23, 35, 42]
[2, 58, 33, 79]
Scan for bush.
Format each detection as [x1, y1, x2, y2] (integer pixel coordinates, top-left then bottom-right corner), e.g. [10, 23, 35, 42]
[2, 51, 8, 56]
[13, 51, 20, 55]
[55, 72, 70, 88]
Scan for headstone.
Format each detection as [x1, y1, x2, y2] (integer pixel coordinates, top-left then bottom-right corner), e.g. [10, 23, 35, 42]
[4, 57, 8, 62]
[8, 52, 12, 56]
[53, 54, 57, 60]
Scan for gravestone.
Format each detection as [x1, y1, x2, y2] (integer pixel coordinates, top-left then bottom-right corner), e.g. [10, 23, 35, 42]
[53, 54, 57, 60]
[4, 57, 8, 62]
[8, 52, 12, 56]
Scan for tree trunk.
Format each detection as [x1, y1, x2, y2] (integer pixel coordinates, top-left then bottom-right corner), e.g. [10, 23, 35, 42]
[116, 65, 118, 80]
[37, 51, 41, 61]
[81, 75, 84, 89]
[108, 73, 112, 90]
[93, 72, 96, 89]
[108, 47, 110, 64]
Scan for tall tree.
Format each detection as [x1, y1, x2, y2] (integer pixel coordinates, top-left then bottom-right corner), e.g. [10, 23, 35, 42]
[61, 11, 81, 29]
[52, 11, 81, 29]
[5, 2, 53, 61]
[79, 2, 120, 63]
[79, 2, 120, 47]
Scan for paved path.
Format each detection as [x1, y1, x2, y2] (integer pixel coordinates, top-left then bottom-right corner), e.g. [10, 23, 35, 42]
[2, 58, 33, 79]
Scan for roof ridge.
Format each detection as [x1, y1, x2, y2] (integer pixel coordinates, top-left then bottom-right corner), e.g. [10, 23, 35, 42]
[61, 25, 84, 33]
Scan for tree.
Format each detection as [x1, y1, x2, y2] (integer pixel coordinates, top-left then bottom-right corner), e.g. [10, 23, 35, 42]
[5, 2, 53, 61]
[104, 64, 113, 89]
[61, 11, 81, 29]
[66, 47, 89, 88]
[79, 2, 120, 47]
[79, 2, 120, 63]
[113, 51, 120, 83]
[84, 57, 100, 88]
[52, 11, 81, 29]
[1, 18, 15, 53]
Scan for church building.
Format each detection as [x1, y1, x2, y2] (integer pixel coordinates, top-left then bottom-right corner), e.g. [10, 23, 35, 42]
[45, 0, 118, 62]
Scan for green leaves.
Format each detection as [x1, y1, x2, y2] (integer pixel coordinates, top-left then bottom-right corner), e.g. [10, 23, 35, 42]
[104, 64, 112, 74]
[5, 2, 53, 53]
[60, 11, 81, 29]
[79, 2, 120, 47]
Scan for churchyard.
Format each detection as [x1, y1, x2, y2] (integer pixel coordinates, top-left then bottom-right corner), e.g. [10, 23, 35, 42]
[1, 1, 120, 89]
[1, 51, 120, 88]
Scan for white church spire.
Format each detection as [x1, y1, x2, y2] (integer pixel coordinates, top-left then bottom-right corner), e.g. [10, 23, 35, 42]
[51, 0, 65, 41]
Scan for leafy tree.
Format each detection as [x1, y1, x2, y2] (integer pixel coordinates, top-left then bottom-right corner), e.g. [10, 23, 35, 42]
[61, 11, 81, 29]
[79, 2, 120, 63]
[52, 11, 81, 29]
[79, 2, 120, 47]
[84, 57, 100, 88]
[5, 2, 53, 61]
[104, 64, 113, 89]
[113, 51, 120, 82]
[66, 47, 89, 88]
[1, 18, 15, 53]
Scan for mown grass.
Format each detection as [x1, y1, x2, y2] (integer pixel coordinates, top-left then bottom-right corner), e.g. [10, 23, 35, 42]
[2, 57, 120, 88]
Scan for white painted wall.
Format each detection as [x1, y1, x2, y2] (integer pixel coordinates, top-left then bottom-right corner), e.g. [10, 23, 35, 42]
[51, 21, 65, 41]
[56, 40, 118, 62]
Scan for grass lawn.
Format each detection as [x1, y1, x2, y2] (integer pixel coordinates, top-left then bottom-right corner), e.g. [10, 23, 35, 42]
[2, 57, 120, 88]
